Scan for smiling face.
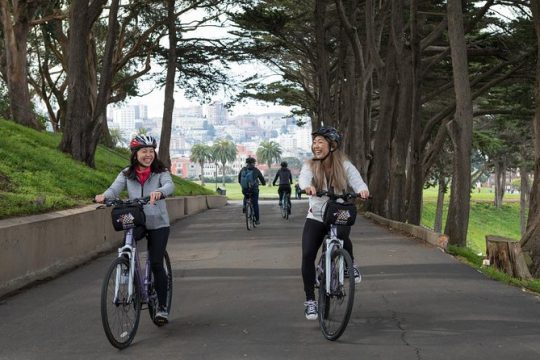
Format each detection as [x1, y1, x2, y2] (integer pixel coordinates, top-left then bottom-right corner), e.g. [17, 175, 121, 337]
[312, 135, 331, 159]
[136, 147, 155, 168]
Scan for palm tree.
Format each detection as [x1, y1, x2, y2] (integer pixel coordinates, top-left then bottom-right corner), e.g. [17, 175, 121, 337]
[257, 140, 282, 185]
[212, 139, 237, 187]
[190, 143, 212, 185]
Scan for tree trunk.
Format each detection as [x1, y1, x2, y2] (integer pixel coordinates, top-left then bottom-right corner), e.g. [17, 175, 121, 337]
[200, 161, 205, 186]
[434, 176, 446, 233]
[444, 0, 474, 247]
[494, 159, 506, 208]
[159, 0, 177, 169]
[486, 235, 532, 280]
[389, 47, 413, 221]
[221, 163, 226, 187]
[406, 0, 423, 226]
[520, 165, 530, 236]
[521, 0, 540, 276]
[0, 0, 40, 129]
[60, 0, 106, 167]
[369, 47, 397, 218]
[314, 0, 331, 124]
[93, 0, 120, 148]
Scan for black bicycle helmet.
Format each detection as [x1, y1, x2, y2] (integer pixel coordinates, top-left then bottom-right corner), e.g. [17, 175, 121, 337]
[130, 134, 157, 152]
[311, 126, 341, 148]
[246, 156, 256, 164]
[281, 161, 288, 168]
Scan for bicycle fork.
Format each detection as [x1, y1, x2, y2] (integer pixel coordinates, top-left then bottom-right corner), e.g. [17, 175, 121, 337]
[324, 227, 344, 295]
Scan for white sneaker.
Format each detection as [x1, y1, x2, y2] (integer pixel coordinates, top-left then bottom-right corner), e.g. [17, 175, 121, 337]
[304, 300, 318, 320]
[353, 266, 362, 284]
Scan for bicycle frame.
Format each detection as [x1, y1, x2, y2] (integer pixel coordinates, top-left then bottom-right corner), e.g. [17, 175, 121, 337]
[323, 225, 344, 295]
[114, 228, 151, 304]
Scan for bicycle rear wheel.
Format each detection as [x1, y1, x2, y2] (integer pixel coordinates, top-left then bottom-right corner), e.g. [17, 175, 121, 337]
[318, 248, 355, 341]
[246, 202, 253, 230]
[251, 203, 257, 228]
[101, 257, 141, 349]
[148, 251, 173, 326]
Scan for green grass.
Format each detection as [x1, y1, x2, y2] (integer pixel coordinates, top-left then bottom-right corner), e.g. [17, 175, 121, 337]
[421, 186, 523, 255]
[447, 245, 540, 293]
[0, 119, 213, 219]
[200, 182, 281, 200]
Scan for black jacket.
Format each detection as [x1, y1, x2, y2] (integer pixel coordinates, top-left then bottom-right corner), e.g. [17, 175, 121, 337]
[273, 167, 293, 186]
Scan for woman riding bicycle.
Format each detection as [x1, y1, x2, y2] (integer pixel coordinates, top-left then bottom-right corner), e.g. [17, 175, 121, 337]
[273, 161, 293, 214]
[298, 126, 369, 320]
[94, 134, 175, 324]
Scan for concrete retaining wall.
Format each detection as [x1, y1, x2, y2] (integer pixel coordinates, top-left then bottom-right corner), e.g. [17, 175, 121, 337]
[364, 212, 448, 249]
[0, 195, 227, 298]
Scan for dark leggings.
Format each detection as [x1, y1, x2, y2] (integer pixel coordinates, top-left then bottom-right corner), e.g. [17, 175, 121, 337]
[278, 185, 292, 208]
[146, 227, 170, 308]
[301, 218, 353, 301]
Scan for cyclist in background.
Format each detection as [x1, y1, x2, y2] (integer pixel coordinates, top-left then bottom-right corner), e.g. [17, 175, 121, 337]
[238, 157, 266, 225]
[272, 161, 293, 214]
[95, 134, 175, 325]
[298, 127, 369, 320]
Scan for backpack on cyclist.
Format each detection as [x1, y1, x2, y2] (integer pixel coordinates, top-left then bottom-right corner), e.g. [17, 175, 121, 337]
[240, 168, 257, 190]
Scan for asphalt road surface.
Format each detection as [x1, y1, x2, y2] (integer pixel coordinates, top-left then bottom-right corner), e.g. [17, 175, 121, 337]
[1, 200, 540, 360]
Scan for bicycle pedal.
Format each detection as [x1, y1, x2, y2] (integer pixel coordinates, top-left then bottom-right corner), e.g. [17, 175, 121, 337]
[154, 318, 168, 326]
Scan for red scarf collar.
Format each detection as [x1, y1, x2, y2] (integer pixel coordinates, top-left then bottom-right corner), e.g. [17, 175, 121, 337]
[135, 166, 151, 185]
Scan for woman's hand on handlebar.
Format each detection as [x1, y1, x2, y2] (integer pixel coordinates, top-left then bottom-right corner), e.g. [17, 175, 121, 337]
[149, 191, 163, 205]
[303, 186, 317, 196]
[358, 190, 370, 200]
[94, 194, 106, 203]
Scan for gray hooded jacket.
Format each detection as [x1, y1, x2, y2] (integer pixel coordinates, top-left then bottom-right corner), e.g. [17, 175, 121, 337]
[103, 168, 175, 230]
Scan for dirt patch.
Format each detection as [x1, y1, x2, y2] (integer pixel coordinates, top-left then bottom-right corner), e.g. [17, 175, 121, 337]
[0, 172, 13, 191]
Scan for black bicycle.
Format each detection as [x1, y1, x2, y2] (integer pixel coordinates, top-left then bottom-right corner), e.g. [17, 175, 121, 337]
[245, 192, 256, 230]
[280, 191, 291, 220]
[97, 197, 173, 349]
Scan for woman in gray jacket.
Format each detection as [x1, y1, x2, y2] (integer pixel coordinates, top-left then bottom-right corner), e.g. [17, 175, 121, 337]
[95, 134, 175, 324]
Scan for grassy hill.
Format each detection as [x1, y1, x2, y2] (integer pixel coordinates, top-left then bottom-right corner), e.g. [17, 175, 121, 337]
[0, 119, 214, 219]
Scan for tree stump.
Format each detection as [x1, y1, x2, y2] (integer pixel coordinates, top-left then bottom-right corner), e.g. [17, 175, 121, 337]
[485, 235, 532, 280]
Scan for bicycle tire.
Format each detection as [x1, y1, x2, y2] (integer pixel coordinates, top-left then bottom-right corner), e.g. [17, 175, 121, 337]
[246, 202, 253, 230]
[148, 251, 173, 326]
[318, 248, 355, 341]
[101, 257, 141, 349]
[251, 203, 257, 228]
[281, 198, 287, 219]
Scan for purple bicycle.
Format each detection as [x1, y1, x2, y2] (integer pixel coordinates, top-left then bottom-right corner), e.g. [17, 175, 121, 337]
[98, 197, 173, 349]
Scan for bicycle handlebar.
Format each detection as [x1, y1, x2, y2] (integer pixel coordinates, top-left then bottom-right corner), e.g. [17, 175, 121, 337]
[93, 194, 166, 208]
[299, 189, 371, 201]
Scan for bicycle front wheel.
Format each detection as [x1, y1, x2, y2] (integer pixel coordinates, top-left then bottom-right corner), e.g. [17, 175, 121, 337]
[101, 257, 141, 349]
[318, 248, 355, 341]
[148, 251, 173, 326]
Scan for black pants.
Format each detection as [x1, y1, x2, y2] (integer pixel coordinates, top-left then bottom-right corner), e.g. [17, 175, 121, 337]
[147, 227, 170, 308]
[278, 184, 292, 208]
[301, 218, 353, 301]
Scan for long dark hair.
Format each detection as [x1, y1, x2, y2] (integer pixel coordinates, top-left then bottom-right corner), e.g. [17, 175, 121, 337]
[123, 148, 168, 179]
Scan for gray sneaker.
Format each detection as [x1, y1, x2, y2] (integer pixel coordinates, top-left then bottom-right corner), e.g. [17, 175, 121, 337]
[304, 300, 318, 320]
[154, 306, 169, 325]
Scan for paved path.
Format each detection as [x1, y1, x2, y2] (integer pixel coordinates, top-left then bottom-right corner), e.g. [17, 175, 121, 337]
[1, 200, 540, 359]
